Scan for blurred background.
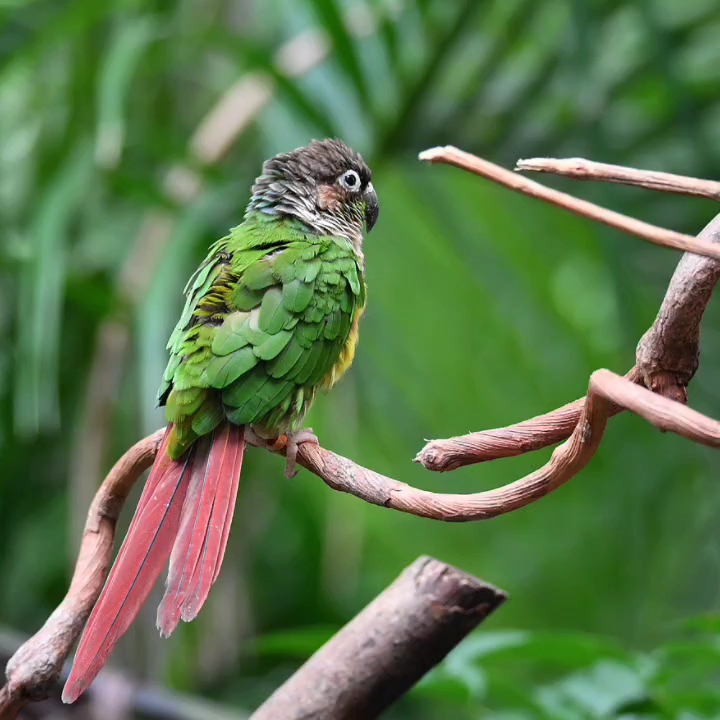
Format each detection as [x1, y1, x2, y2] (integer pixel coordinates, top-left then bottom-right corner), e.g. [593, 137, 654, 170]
[3, 0, 720, 717]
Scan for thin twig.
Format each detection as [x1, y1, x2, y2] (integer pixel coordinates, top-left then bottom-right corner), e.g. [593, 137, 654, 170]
[419, 146, 720, 261]
[250, 557, 506, 720]
[516, 157, 720, 200]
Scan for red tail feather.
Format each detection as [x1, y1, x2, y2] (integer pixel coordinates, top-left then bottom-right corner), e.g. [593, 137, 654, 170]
[156, 424, 245, 635]
[62, 426, 191, 703]
[62, 423, 245, 704]
[184, 425, 244, 619]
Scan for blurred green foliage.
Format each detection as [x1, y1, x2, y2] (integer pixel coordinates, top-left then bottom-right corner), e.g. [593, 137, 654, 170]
[2, 0, 720, 717]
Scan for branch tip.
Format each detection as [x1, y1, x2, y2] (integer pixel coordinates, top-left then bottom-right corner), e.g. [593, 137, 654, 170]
[418, 146, 452, 163]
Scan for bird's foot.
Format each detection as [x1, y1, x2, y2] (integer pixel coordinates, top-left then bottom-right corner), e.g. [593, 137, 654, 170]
[274, 429, 319, 479]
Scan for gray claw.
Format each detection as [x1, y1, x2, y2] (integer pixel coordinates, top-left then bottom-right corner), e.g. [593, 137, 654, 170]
[284, 428, 319, 479]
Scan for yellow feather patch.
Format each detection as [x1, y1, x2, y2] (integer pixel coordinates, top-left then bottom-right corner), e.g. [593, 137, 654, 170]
[320, 305, 365, 391]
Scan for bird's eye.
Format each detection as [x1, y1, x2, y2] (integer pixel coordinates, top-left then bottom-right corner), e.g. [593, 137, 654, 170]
[339, 169, 360, 191]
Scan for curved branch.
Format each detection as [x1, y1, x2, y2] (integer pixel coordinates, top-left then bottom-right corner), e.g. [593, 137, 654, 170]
[1, 429, 165, 718]
[419, 147, 720, 261]
[293, 370, 720, 524]
[594, 370, 720, 446]
[294, 396, 606, 520]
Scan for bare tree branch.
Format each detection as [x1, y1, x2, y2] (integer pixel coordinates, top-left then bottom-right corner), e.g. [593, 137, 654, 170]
[516, 157, 720, 200]
[419, 146, 720, 261]
[293, 370, 720, 520]
[417, 153, 720, 473]
[593, 370, 720, 446]
[636, 216, 720, 401]
[250, 557, 506, 720]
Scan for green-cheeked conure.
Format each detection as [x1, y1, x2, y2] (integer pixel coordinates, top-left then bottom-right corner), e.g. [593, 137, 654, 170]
[63, 139, 379, 702]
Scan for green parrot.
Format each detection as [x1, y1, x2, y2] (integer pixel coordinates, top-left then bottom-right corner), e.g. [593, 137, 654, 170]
[63, 139, 378, 703]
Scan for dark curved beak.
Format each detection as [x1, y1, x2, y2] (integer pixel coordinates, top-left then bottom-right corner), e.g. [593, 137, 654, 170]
[364, 183, 379, 232]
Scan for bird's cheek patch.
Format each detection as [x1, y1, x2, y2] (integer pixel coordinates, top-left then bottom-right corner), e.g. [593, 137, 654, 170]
[317, 184, 343, 212]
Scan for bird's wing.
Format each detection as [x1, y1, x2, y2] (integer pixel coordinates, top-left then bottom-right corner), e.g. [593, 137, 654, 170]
[206, 233, 364, 431]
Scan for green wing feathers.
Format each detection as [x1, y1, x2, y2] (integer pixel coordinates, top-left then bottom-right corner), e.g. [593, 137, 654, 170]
[159, 220, 365, 459]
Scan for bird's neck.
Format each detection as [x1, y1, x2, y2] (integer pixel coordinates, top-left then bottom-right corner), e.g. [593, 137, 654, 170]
[244, 205, 365, 262]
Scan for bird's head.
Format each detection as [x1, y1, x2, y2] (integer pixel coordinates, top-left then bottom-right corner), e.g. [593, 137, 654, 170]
[247, 139, 379, 244]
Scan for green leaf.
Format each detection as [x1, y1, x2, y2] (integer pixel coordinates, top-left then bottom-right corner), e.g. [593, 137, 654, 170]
[535, 661, 648, 719]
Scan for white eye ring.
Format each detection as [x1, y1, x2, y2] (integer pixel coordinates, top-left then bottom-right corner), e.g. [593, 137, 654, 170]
[339, 169, 361, 191]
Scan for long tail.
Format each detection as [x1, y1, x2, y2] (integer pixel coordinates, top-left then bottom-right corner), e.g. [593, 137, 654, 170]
[62, 423, 244, 704]
[156, 424, 244, 635]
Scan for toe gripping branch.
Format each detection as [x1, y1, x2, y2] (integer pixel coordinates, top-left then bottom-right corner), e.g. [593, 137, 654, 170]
[5, 149, 720, 717]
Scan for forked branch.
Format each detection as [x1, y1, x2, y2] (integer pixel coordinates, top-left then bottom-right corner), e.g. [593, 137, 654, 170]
[417, 152, 720, 474]
[419, 146, 720, 260]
